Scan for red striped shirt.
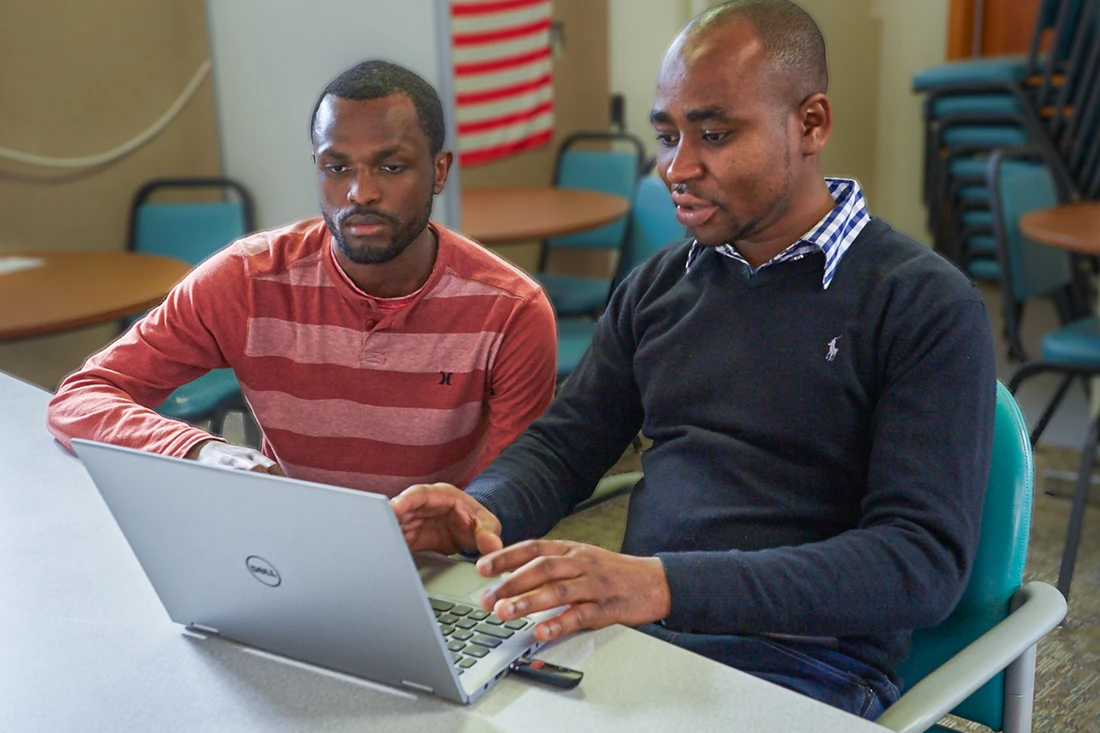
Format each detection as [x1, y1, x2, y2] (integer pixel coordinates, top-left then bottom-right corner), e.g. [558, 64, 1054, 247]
[47, 220, 557, 496]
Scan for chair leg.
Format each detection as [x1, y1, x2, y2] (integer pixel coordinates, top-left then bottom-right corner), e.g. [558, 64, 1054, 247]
[209, 407, 230, 438]
[242, 408, 262, 448]
[1058, 416, 1098, 599]
[1002, 643, 1037, 733]
[1027, 374, 1075, 446]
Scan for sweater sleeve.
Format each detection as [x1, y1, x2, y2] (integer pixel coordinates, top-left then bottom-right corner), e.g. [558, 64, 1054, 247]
[657, 296, 997, 637]
[466, 272, 647, 543]
[46, 247, 249, 457]
[470, 286, 558, 478]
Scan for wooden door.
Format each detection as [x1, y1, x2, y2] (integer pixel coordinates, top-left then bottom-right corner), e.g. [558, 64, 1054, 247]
[947, 0, 1044, 59]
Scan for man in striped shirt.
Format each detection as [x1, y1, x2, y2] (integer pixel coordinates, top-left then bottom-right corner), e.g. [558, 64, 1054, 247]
[47, 60, 557, 497]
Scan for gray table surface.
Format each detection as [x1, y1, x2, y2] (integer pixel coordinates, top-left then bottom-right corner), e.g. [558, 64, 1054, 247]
[0, 371, 887, 732]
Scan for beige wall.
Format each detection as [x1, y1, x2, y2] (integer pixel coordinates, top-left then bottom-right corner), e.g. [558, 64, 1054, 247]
[0, 2, 221, 388]
[872, 0, 949, 245]
[798, 0, 881, 207]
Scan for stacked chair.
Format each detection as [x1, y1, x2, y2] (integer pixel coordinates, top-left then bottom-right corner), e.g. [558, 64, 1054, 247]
[535, 131, 646, 319]
[126, 177, 259, 444]
[914, 0, 1096, 278]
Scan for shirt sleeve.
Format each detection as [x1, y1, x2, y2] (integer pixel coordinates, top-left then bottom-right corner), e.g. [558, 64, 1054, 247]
[469, 286, 558, 478]
[46, 247, 248, 457]
[466, 272, 647, 542]
[657, 296, 997, 637]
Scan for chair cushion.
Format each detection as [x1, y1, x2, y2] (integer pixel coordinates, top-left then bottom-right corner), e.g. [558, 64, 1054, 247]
[966, 258, 999, 282]
[965, 235, 996, 253]
[1041, 318, 1100, 364]
[912, 55, 1028, 91]
[962, 209, 994, 229]
[931, 94, 1024, 117]
[957, 185, 990, 203]
[941, 126, 1029, 147]
[156, 369, 241, 421]
[537, 273, 612, 317]
[949, 157, 991, 179]
[556, 318, 597, 377]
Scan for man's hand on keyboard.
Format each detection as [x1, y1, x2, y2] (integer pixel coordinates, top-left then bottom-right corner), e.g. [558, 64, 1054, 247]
[475, 539, 672, 643]
[390, 483, 503, 556]
[186, 440, 285, 475]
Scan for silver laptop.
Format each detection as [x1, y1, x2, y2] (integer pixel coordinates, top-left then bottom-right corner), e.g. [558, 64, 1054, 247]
[72, 438, 550, 704]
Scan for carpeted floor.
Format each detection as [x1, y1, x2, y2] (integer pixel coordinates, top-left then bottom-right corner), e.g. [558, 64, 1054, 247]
[545, 443, 1100, 732]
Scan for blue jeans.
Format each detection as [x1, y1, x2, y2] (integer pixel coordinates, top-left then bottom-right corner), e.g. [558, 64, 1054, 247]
[637, 624, 900, 720]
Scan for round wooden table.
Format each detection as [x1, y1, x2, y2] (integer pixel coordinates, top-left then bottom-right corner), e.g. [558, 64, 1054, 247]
[1019, 202, 1100, 254]
[0, 251, 192, 341]
[460, 187, 631, 244]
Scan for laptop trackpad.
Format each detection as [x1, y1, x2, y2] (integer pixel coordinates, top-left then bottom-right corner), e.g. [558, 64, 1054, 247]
[416, 552, 495, 604]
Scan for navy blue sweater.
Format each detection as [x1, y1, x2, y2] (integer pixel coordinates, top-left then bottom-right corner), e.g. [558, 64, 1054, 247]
[467, 219, 997, 672]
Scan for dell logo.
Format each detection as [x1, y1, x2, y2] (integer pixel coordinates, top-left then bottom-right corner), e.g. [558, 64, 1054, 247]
[245, 555, 281, 587]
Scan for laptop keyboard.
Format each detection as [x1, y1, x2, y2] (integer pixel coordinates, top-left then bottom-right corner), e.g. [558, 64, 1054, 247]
[429, 597, 532, 673]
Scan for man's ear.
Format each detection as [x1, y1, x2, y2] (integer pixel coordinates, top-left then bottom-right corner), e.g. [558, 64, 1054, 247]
[433, 151, 454, 194]
[799, 93, 832, 156]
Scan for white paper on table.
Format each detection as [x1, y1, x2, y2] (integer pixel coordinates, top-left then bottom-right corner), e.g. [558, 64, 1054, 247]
[0, 256, 46, 277]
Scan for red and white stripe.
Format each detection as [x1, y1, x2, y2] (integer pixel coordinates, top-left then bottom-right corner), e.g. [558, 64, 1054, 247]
[451, 0, 555, 167]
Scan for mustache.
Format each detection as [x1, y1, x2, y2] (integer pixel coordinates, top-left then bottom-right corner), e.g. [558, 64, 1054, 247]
[337, 207, 399, 226]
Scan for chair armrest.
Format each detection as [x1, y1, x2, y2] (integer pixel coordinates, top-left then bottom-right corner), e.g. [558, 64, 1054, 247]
[573, 471, 642, 512]
[876, 581, 1067, 733]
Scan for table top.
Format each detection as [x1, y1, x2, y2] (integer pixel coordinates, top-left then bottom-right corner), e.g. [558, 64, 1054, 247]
[1019, 201, 1100, 255]
[460, 187, 630, 244]
[0, 371, 886, 732]
[0, 251, 192, 341]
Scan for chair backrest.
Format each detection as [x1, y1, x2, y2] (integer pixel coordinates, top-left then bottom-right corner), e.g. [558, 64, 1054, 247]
[987, 150, 1075, 360]
[127, 178, 255, 266]
[895, 381, 1033, 731]
[614, 175, 687, 285]
[544, 132, 644, 256]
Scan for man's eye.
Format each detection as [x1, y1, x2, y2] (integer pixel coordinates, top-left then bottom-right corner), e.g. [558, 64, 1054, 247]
[655, 133, 677, 147]
[381, 164, 405, 173]
[702, 131, 728, 143]
[326, 165, 348, 174]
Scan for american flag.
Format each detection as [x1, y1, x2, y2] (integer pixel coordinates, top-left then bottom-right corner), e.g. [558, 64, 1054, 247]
[451, 0, 555, 167]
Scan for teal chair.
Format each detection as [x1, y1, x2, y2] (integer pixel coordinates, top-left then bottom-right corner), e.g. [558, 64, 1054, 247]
[556, 175, 686, 379]
[126, 178, 256, 441]
[536, 132, 645, 319]
[877, 382, 1067, 733]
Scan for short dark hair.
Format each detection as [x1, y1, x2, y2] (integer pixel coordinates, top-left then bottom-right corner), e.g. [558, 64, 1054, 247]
[309, 60, 446, 156]
[688, 0, 828, 104]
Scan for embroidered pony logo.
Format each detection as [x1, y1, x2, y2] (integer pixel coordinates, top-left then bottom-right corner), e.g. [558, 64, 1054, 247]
[826, 336, 841, 362]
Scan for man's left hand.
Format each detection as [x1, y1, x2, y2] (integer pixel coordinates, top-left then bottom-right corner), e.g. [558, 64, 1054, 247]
[476, 540, 672, 642]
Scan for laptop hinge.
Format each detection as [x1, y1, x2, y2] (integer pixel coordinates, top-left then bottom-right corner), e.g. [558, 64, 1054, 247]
[400, 680, 434, 694]
[185, 623, 221, 637]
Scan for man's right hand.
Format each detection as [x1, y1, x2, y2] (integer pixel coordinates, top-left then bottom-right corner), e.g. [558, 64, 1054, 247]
[186, 440, 286, 476]
[390, 483, 503, 557]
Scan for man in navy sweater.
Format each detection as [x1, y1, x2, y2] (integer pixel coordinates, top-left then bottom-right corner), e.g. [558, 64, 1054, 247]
[392, 0, 996, 719]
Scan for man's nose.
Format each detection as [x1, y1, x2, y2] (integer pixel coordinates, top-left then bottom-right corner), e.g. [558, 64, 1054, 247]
[665, 140, 703, 185]
[347, 171, 381, 205]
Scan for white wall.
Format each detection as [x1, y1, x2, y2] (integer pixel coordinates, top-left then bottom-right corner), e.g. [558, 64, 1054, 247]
[204, 0, 460, 231]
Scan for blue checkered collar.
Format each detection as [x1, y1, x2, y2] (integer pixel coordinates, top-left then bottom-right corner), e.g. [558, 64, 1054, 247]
[684, 177, 870, 289]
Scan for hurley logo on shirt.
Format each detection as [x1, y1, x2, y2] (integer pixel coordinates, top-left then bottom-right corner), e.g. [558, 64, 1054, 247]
[826, 336, 841, 362]
[438, 371, 454, 386]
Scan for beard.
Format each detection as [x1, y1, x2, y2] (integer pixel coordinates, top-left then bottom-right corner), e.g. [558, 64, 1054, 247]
[324, 195, 434, 266]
